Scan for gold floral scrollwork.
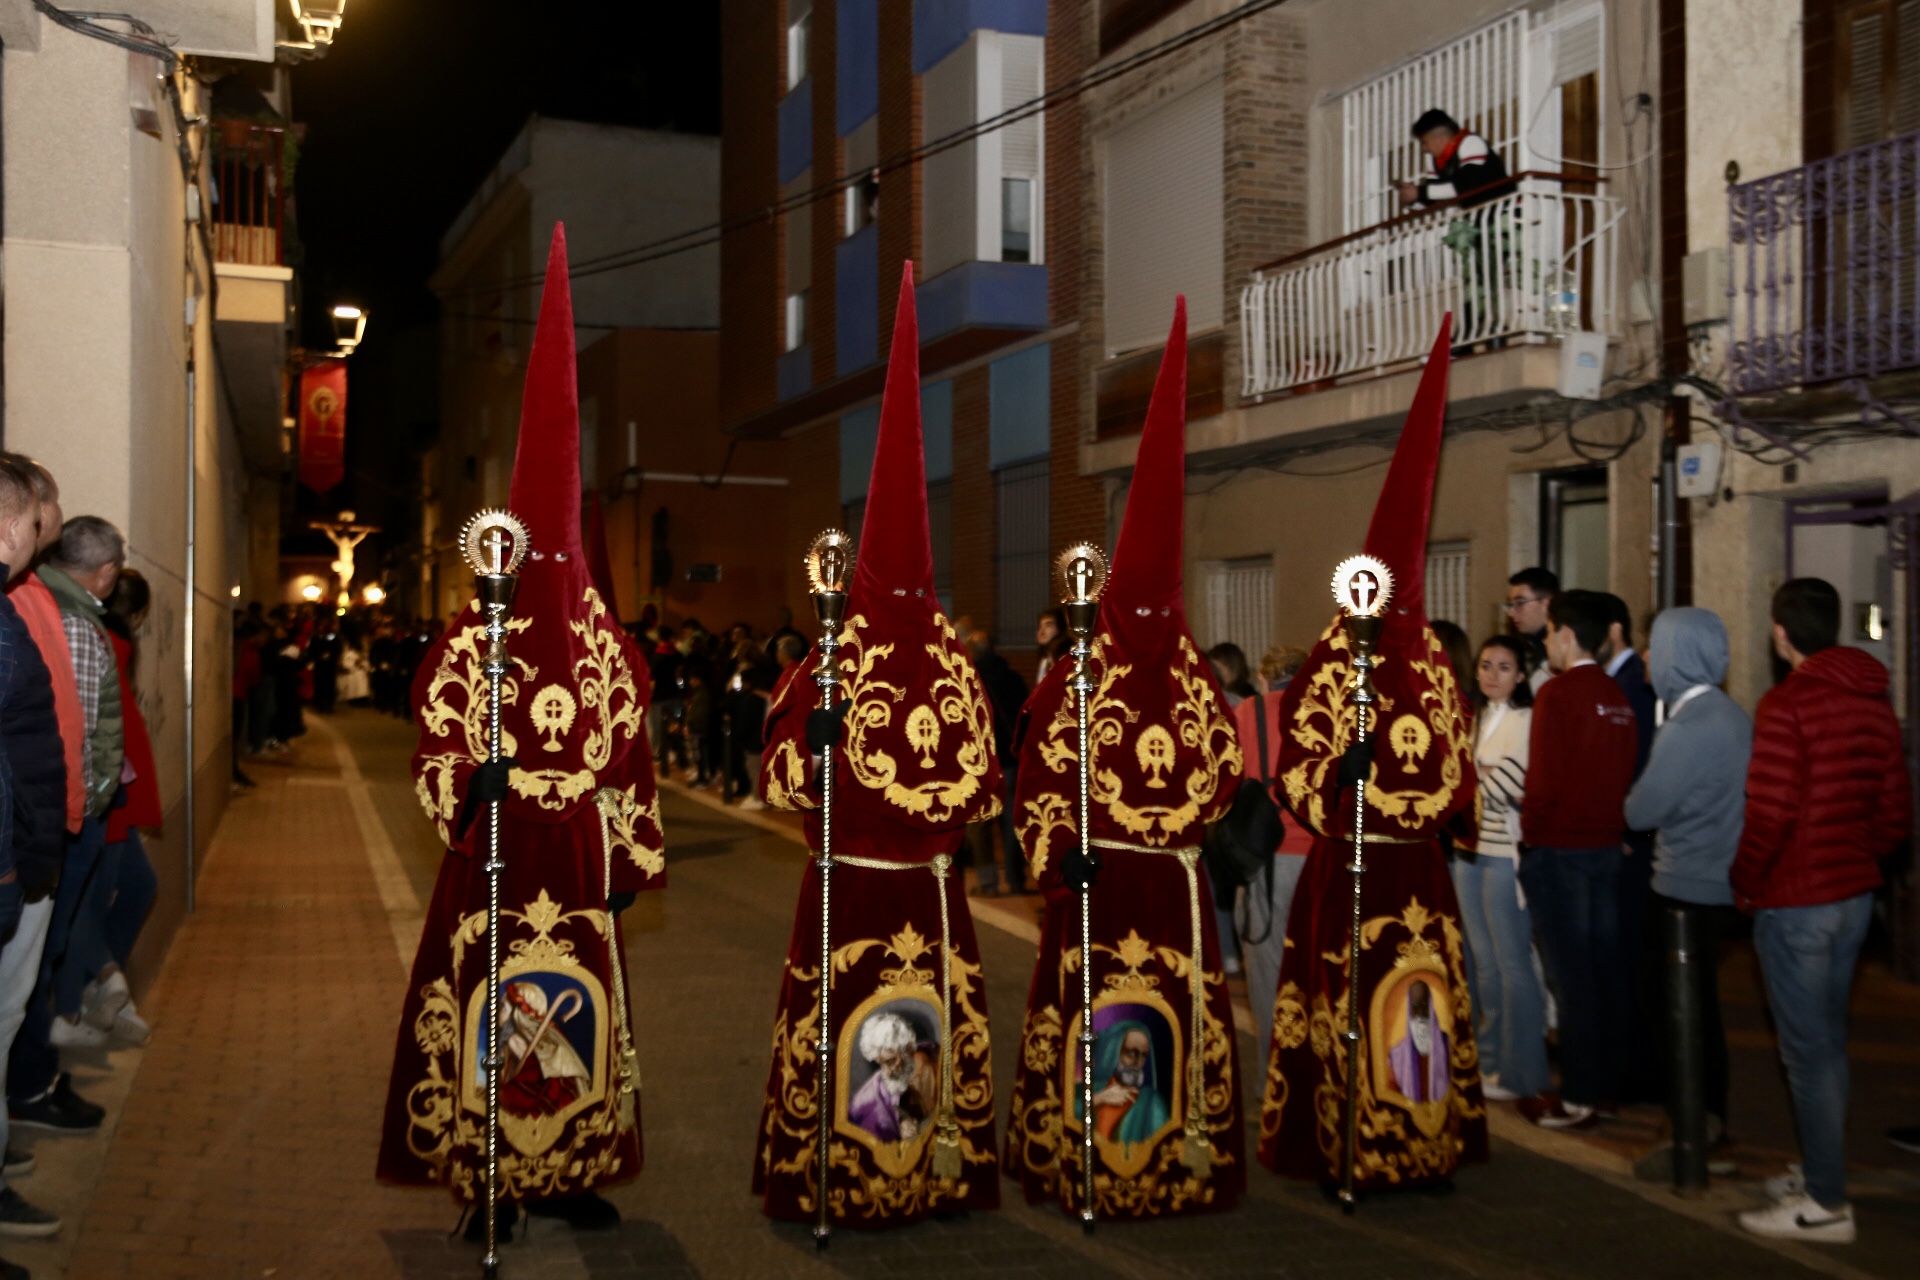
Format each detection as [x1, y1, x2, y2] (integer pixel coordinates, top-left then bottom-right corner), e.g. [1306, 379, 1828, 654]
[509, 768, 597, 810]
[835, 613, 996, 824]
[571, 587, 644, 773]
[597, 783, 664, 878]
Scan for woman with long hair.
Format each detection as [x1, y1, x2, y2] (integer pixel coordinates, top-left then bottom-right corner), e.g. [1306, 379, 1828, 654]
[1453, 634, 1550, 1102]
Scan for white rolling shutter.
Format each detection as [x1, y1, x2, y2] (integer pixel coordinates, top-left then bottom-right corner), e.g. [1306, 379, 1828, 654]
[1202, 556, 1274, 666]
[1102, 80, 1224, 354]
[1425, 540, 1471, 631]
[922, 39, 981, 278]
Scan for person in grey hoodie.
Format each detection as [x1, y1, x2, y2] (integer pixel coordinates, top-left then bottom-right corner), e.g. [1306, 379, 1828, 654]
[1623, 607, 1751, 1135]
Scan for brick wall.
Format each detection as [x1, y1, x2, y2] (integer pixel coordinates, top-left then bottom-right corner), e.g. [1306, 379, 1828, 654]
[878, 0, 923, 325]
[1048, 0, 1106, 554]
[720, 0, 781, 430]
[782, 422, 844, 626]
[951, 365, 995, 629]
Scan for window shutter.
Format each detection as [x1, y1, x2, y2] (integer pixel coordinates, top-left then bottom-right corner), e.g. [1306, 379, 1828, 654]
[1845, 7, 1889, 149]
[1001, 36, 1042, 179]
[922, 39, 980, 278]
[1896, 2, 1920, 135]
[1201, 557, 1273, 667]
[1553, 13, 1603, 85]
[1424, 541, 1472, 632]
[1103, 80, 1224, 353]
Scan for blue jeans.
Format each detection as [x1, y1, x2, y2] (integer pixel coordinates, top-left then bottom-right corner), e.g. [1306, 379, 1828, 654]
[1753, 893, 1872, 1210]
[10, 817, 107, 1103]
[1518, 846, 1629, 1106]
[1244, 854, 1305, 1051]
[104, 831, 158, 967]
[1452, 855, 1550, 1097]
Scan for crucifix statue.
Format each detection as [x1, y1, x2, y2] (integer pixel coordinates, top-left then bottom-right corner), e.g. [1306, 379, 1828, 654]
[310, 510, 381, 598]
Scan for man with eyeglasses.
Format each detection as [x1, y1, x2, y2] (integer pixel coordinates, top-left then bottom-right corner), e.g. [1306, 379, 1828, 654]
[1505, 567, 1559, 693]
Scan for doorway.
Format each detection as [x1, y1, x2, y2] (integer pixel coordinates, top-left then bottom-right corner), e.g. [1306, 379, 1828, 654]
[1541, 466, 1610, 592]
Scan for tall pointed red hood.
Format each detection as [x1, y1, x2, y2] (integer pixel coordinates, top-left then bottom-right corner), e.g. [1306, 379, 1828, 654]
[1363, 316, 1452, 626]
[1101, 296, 1187, 653]
[853, 263, 935, 599]
[409, 223, 655, 835]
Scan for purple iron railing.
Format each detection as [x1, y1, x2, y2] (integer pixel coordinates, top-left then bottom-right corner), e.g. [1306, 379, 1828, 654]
[1728, 130, 1920, 397]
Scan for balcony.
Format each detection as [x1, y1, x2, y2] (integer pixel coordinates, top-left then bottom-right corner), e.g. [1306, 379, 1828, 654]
[212, 121, 291, 269]
[1239, 176, 1622, 399]
[1728, 131, 1920, 399]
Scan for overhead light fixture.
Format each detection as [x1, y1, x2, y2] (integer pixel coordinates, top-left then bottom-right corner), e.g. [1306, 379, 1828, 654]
[300, 582, 323, 602]
[331, 304, 367, 353]
[363, 584, 386, 605]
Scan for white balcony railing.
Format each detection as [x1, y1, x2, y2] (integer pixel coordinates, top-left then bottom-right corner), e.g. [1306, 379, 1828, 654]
[1240, 177, 1623, 398]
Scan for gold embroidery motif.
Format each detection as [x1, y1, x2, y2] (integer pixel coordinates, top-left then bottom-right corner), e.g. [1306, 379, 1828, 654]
[1019, 636, 1240, 873]
[570, 587, 644, 773]
[415, 611, 536, 844]
[529, 684, 579, 751]
[905, 704, 941, 767]
[598, 784, 665, 877]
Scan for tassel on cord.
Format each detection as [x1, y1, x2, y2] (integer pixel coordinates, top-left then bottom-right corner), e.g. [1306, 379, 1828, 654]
[932, 1119, 963, 1180]
[1181, 1126, 1214, 1176]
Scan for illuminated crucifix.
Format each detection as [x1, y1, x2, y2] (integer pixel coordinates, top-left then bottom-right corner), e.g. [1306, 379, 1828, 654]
[310, 510, 381, 598]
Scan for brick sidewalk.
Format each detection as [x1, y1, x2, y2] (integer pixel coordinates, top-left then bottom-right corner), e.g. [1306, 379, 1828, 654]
[18, 707, 1914, 1279]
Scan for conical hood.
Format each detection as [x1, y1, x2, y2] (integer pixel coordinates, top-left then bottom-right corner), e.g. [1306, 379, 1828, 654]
[1105, 296, 1187, 617]
[585, 490, 620, 618]
[508, 225, 585, 562]
[1363, 316, 1451, 623]
[853, 263, 934, 599]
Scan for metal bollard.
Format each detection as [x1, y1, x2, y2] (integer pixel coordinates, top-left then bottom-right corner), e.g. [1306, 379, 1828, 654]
[1664, 901, 1708, 1194]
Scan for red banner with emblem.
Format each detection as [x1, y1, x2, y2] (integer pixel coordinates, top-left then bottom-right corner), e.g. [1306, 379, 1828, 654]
[298, 361, 348, 493]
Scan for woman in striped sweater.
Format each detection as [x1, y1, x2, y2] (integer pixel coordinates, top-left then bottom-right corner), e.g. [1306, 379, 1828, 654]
[1453, 634, 1551, 1103]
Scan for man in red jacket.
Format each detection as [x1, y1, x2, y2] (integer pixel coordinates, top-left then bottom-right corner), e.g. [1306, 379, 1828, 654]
[1733, 578, 1909, 1244]
[1518, 589, 1639, 1130]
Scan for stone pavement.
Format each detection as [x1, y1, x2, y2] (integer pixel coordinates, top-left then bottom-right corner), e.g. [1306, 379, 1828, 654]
[9, 707, 1917, 1278]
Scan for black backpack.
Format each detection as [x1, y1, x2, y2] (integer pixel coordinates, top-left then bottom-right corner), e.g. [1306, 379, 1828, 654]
[1203, 701, 1284, 942]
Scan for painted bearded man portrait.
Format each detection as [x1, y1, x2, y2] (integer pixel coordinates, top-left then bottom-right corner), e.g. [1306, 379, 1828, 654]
[848, 1012, 939, 1143]
[1080, 1020, 1171, 1148]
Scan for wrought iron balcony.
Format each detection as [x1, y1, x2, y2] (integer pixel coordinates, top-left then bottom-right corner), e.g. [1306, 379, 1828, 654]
[1239, 175, 1621, 399]
[1728, 131, 1920, 397]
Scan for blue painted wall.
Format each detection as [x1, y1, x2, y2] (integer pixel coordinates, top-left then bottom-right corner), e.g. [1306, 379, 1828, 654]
[923, 380, 955, 482]
[837, 0, 880, 135]
[989, 344, 1050, 468]
[840, 406, 881, 503]
[777, 79, 813, 184]
[918, 260, 1048, 344]
[835, 223, 880, 377]
[912, 0, 1048, 73]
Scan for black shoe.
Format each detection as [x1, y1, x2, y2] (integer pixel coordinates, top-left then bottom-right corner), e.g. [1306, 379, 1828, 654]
[0, 1254, 28, 1280]
[461, 1200, 518, 1245]
[525, 1192, 620, 1231]
[0, 1188, 59, 1239]
[1889, 1125, 1920, 1156]
[8, 1075, 102, 1134]
[1, 1150, 31, 1178]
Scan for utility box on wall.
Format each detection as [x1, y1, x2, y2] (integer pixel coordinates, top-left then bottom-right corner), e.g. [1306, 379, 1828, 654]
[1557, 332, 1607, 400]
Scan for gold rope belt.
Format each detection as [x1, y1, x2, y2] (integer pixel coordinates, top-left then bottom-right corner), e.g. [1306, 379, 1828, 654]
[819, 852, 964, 1177]
[1331, 832, 1428, 845]
[1088, 839, 1213, 1169]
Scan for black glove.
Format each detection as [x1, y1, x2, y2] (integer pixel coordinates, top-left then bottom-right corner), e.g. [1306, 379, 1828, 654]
[1336, 736, 1376, 788]
[1060, 845, 1102, 892]
[607, 890, 636, 916]
[455, 758, 520, 842]
[807, 701, 854, 754]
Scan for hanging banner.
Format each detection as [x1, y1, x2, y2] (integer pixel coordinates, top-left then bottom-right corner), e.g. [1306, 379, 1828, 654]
[298, 360, 349, 493]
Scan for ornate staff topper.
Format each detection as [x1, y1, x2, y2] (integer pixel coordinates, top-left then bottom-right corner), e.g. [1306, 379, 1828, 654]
[1328, 551, 1391, 1217]
[458, 506, 527, 1279]
[1331, 553, 1393, 621]
[461, 508, 530, 579]
[1055, 540, 1107, 1232]
[802, 527, 854, 1249]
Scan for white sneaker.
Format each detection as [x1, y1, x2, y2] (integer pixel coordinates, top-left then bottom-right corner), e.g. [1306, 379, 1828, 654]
[83, 972, 131, 1031]
[1481, 1076, 1521, 1102]
[49, 1017, 107, 1050]
[111, 1004, 152, 1047]
[736, 796, 767, 812]
[1764, 1163, 1805, 1202]
[1535, 1101, 1597, 1130]
[1738, 1193, 1855, 1243]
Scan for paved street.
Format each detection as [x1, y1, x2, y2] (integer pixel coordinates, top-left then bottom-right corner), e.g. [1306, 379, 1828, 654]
[9, 707, 1920, 1278]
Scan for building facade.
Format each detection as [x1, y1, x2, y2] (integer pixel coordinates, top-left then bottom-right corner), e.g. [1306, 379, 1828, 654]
[0, 0, 321, 973]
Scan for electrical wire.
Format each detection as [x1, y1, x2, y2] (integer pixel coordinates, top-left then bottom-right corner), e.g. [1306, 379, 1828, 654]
[439, 0, 1294, 299]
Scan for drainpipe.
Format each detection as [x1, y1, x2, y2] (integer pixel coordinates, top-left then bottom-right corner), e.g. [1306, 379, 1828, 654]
[184, 352, 197, 913]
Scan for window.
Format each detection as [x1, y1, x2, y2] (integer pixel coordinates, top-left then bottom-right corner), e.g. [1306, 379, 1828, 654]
[844, 172, 879, 237]
[1102, 80, 1223, 353]
[785, 290, 809, 353]
[1002, 178, 1033, 262]
[1425, 540, 1471, 632]
[1541, 467, 1609, 591]
[921, 31, 1045, 278]
[786, 0, 812, 92]
[995, 460, 1051, 650]
[1201, 557, 1273, 669]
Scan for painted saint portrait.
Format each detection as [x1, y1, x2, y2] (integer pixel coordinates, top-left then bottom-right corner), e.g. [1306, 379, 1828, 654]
[1385, 976, 1451, 1104]
[1071, 1002, 1176, 1152]
[844, 1001, 940, 1144]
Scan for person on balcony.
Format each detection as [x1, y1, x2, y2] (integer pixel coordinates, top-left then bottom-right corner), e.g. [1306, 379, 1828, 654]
[1399, 109, 1513, 347]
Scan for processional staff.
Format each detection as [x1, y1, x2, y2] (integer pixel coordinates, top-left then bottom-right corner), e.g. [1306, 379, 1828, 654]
[804, 529, 854, 1249]
[1330, 552, 1392, 1216]
[460, 508, 528, 1280]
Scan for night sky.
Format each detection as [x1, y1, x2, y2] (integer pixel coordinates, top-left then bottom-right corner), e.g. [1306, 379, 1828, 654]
[283, 0, 721, 552]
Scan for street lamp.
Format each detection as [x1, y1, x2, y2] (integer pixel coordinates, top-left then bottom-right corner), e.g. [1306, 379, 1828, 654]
[363, 583, 386, 606]
[331, 304, 368, 355]
[300, 582, 323, 603]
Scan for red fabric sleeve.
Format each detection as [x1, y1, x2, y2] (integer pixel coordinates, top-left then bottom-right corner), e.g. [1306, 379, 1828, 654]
[1732, 688, 1802, 907]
